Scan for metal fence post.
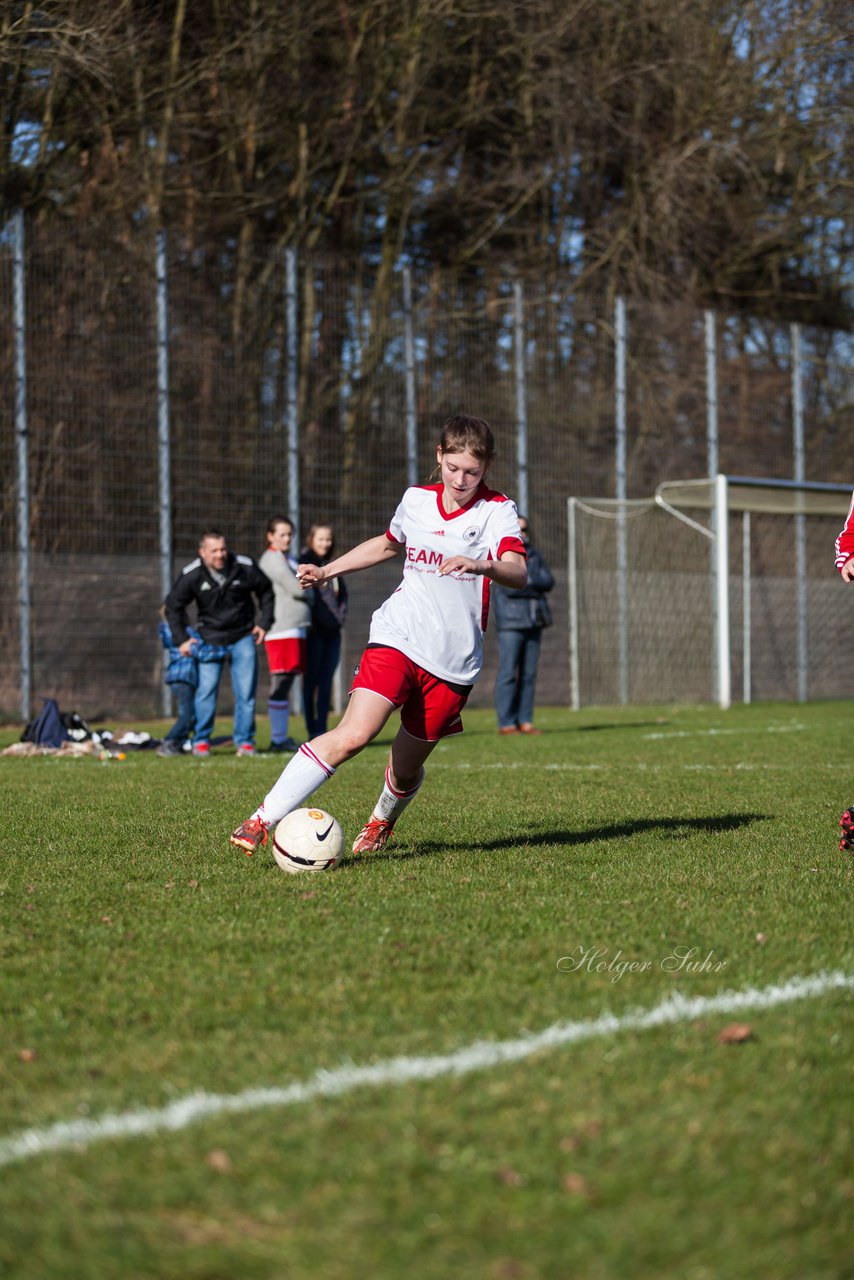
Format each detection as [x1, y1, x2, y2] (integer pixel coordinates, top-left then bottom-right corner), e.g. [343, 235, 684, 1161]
[13, 209, 31, 723]
[513, 278, 529, 517]
[705, 310, 720, 703]
[403, 265, 418, 488]
[285, 247, 300, 538]
[155, 229, 172, 716]
[283, 247, 309, 712]
[615, 296, 628, 704]
[791, 323, 807, 702]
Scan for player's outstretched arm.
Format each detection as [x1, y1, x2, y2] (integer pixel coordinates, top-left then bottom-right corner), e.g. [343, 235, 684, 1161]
[439, 550, 527, 590]
[297, 534, 402, 588]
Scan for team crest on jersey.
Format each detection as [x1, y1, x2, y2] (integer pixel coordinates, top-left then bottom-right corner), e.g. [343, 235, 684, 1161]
[463, 526, 480, 543]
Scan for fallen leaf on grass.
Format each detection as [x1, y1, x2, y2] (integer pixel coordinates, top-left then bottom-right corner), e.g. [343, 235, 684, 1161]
[562, 1172, 590, 1197]
[206, 1149, 232, 1173]
[18, 1048, 37, 1063]
[718, 1023, 753, 1044]
[559, 1120, 603, 1153]
[496, 1166, 525, 1187]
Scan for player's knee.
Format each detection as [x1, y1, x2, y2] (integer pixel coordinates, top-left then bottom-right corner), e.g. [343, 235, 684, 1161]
[332, 725, 371, 760]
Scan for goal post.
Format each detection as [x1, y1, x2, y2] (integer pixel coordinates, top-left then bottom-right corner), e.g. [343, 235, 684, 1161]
[568, 476, 852, 710]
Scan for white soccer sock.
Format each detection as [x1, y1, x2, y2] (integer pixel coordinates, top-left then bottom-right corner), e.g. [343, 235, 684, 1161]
[371, 766, 425, 825]
[252, 743, 336, 827]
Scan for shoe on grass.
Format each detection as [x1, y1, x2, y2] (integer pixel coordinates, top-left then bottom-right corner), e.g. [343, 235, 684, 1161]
[235, 744, 257, 758]
[840, 806, 854, 853]
[351, 817, 395, 854]
[192, 742, 211, 757]
[230, 816, 269, 855]
[156, 740, 182, 757]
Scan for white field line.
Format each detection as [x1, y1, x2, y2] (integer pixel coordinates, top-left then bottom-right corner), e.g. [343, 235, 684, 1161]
[642, 723, 805, 740]
[1, 970, 850, 1168]
[433, 760, 832, 772]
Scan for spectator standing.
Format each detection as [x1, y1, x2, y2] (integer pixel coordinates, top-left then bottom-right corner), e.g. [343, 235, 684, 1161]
[259, 516, 312, 752]
[164, 529, 274, 757]
[492, 515, 555, 736]
[301, 524, 348, 738]
[156, 607, 201, 757]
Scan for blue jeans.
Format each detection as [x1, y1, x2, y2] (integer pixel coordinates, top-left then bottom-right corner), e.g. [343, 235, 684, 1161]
[494, 627, 543, 728]
[303, 630, 341, 737]
[194, 633, 259, 748]
[165, 680, 196, 743]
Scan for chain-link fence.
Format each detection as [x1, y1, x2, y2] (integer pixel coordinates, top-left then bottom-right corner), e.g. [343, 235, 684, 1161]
[1, 212, 852, 722]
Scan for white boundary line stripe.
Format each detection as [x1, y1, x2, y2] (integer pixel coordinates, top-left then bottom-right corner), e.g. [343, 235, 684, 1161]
[1, 970, 850, 1167]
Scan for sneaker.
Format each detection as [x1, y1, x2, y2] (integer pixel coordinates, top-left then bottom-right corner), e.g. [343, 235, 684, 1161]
[518, 723, 542, 736]
[352, 816, 395, 854]
[840, 806, 854, 852]
[236, 744, 257, 758]
[269, 738, 300, 753]
[498, 726, 518, 735]
[192, 742, 211, 757]
[156, 740, 182, 757]
[229, 816, 269, 855]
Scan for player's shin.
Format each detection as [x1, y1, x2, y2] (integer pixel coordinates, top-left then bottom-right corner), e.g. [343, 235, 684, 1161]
[372, 765, 425, 825]
[253, 742, 336, 827]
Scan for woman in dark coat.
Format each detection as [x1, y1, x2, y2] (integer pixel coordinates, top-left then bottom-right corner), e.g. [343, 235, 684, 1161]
[301, 524, 348, 737]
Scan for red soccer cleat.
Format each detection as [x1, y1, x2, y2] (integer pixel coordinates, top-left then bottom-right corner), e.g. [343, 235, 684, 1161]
[351, 817, 395, 854]
[839, 806, 854, 853]
[230, 816, 269, 856]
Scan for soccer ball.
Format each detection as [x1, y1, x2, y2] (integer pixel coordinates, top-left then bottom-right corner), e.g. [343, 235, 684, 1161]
[272, 808, 345, 874]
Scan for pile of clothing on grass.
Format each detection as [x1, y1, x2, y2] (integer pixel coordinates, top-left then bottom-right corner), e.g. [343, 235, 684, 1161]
[2, 698, 158, 758]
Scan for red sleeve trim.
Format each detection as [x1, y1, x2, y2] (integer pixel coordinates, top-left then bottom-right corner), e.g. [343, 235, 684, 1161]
[497, 535, 526, 559]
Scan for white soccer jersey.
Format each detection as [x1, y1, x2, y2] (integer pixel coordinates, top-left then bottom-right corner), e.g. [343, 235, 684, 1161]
[368, 482, 525, 684]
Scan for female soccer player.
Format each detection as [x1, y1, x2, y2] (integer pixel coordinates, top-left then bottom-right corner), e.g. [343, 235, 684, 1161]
[230, 414, 527, 857]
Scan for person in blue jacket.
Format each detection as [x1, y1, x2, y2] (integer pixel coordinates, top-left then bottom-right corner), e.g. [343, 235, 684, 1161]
[157, 608, 201, 756]
[492, 515, 555, 735]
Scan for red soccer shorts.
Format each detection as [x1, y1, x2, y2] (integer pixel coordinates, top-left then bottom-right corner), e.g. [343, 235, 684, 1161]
[350, 645, 471, 741]
[265, 632, 307, 675]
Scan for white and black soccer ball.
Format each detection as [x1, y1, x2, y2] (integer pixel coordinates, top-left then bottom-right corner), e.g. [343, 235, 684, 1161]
[272, 808, 345, 874]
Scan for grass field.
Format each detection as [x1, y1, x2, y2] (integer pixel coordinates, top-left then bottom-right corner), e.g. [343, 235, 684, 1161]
[1, 700, 851, 1280]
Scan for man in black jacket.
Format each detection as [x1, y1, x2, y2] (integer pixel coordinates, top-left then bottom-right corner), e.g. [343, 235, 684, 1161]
[492, 515, 555, 736]
[165, 529, 274, 757]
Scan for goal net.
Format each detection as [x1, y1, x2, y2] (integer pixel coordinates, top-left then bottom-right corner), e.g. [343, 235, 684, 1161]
[568, 477, 853, 708]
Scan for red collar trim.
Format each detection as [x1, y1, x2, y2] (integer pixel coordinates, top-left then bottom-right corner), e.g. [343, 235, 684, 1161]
[428, 481, 487, 522]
